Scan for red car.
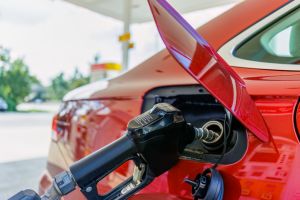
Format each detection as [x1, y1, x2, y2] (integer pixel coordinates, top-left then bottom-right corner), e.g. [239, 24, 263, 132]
[39, 0, 300, 199]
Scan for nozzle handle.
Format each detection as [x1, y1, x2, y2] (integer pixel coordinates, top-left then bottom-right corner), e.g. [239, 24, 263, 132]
[70, 135, 137, 189]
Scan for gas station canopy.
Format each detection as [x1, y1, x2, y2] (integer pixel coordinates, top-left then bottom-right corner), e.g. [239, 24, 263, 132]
[64, 0, 239, 23]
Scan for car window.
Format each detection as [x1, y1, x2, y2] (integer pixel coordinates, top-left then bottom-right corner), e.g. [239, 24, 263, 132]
[235, 8, 300, 64]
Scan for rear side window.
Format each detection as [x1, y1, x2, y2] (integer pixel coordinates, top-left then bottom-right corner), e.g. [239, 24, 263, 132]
[235, 8, 300, 64]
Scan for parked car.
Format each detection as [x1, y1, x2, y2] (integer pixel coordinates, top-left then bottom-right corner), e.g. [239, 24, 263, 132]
[39, 0, 300, 199]
[0, 97, 8, 111]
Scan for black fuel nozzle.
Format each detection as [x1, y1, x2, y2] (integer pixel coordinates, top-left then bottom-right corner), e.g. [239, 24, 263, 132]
[67, 103, 223, 200]
[191, 120, 225, 151]
[193, 126, 221, 144]
[126, 103, 192, 176]
[10, 103, 224, 200]
[69, 103, 222, 190]
[68, 103, 194, 200]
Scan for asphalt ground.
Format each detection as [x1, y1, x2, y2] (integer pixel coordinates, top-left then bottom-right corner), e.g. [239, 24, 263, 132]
[0, 113, 54, 199]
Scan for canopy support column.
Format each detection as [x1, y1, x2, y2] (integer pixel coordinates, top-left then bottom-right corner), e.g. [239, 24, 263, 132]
[122, 0, 132, 71]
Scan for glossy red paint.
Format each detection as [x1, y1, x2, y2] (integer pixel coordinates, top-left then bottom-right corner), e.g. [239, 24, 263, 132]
[198, 0, 289, 50]
[295, 101, 300, 141]
[38, 0, 300, 200]
[148, 0, 269, 142]
[39, 99, 144, 199]
[39, 96, 299, 200]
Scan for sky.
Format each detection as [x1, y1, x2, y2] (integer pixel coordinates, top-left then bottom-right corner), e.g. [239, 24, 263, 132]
[0, 0, 235, 85]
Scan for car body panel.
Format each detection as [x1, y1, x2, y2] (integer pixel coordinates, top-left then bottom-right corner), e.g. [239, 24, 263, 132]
[39, 97, 300, 200]
[39, 0, 300, 200]
[148, 0, 270, 142]
[40, 99, 144, 198]
[39, 96, 300, 200]
[199, 0, 290, 50]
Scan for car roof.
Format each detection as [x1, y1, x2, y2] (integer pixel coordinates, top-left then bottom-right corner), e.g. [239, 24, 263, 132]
[198, 0, 289, 50]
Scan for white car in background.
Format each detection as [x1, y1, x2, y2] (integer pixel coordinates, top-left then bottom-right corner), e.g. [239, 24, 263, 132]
[0, 98, 8, 111]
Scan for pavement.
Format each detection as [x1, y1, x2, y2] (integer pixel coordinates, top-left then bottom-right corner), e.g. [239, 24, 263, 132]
[17, 102, 60, 113]
[0, 158, 46, 199]
[0, 112, 54, 199]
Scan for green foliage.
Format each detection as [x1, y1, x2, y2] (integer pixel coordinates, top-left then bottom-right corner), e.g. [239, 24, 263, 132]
[0, 46, 90, 107]
[47, 68, 90, 100]
[0, 47, 38, 111]
[69, 68, 90, 90]
[47, 73, 69, 100]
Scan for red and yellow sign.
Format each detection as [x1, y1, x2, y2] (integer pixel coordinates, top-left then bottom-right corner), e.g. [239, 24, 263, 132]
[91, 63, 122, 71]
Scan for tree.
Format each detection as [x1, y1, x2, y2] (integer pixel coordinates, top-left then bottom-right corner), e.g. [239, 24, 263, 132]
[47, 68, 90, 100]
[0, 47, 10, 64]
[69, 68, 90, 90]
[1, 59, 32, 111]
[47, 73, 69, 100]
[0, 47, 38, 111]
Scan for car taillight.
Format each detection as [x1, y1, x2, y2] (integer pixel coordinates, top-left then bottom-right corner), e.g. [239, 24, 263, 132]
[51, 115, 59, 142]
[51, 114, 70, 142]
